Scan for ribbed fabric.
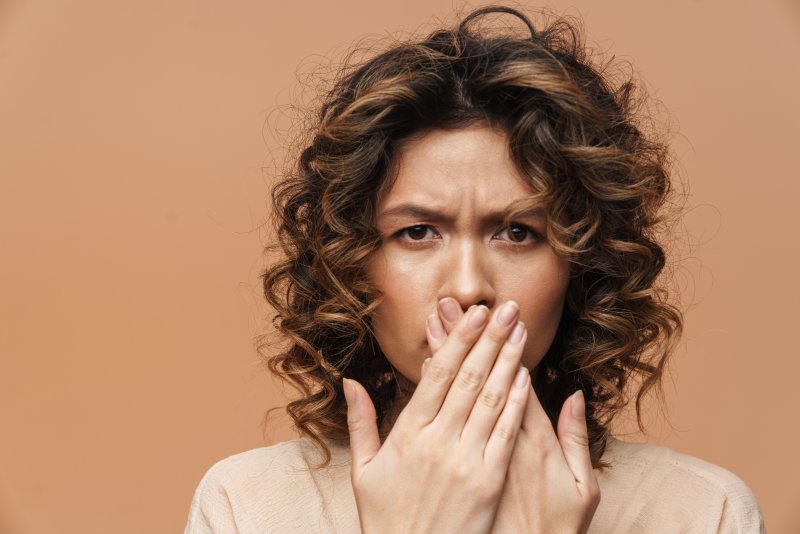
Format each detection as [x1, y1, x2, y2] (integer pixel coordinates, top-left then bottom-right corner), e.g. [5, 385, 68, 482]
[185, 436, 765, 533]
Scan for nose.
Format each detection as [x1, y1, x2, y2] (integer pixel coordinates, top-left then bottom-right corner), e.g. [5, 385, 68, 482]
[438, 237, 496, 311]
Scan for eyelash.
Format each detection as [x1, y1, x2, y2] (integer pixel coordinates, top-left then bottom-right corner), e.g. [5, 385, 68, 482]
[393, 223, 541, 245]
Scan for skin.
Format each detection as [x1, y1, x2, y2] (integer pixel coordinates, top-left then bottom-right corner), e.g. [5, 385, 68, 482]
[425, 308, 600, 533]
[366, 125, 570, 389]
[344, 124, 600, 534]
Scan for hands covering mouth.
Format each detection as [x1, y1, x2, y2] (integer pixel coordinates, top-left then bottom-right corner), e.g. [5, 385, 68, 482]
[342, 297, 600, 534]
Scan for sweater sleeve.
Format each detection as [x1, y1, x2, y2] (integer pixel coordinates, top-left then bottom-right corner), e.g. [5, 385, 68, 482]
[184, 461, 240, 534]
[715, 477, 767, 534]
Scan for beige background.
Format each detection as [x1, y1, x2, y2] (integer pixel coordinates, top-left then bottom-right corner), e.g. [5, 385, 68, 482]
[1, 1, 798, 532]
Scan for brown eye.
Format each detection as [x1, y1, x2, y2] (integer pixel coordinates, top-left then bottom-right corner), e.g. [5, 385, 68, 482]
[507, 224, 529, 242]
[403, 225, 431, 240]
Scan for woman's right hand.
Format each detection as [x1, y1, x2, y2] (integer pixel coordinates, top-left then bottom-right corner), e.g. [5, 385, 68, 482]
[343, 301, 530, 534]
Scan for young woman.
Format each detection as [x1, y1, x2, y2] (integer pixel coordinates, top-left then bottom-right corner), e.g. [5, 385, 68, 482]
[185, 6, 765, 533]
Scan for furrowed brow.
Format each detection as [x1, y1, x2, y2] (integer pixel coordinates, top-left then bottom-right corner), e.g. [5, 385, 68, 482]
[376, 204, 451, 224]
[501, 205, 546, 223]
[376, 203, 546, 226]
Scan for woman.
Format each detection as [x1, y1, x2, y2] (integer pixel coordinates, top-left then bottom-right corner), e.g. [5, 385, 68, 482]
[185, 6, 765, 533]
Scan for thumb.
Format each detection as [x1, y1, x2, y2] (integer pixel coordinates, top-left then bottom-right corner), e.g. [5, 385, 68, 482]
[556, 390, 596, 497]
[343, 378, 381, 475]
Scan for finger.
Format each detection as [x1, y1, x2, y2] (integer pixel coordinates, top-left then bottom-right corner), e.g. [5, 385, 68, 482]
[426, 298, 466, 353]
[556, 390, 598, 498]
[437, 297, 464, 334]
[403, 305, 490, 425]
[437, 300, 520, 433]
[343, 378, 381, 477]
[461, 321, 527, 447]
[483, 365, 530, 467]
[426, 313, 447, 354]
[421, 357, 432, 377]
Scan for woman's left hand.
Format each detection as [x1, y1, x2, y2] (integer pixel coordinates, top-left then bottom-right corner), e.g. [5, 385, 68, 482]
[425, 298, 601, 534]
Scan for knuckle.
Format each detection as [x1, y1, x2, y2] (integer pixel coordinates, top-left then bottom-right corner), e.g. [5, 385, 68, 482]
[496, 345, 522, 364]
[347, 416, 374, 435]
[477, 387, 504, 410]
[346, 419, 361, 433]
[506, 388, 528, 407]
[451, 460, 472, 482]
[454, 323, 480, 343]
[416, 441, 444, 466]
[456, 365, 484, 390]
[568, 432, 590, 449]
[440, 451, 471, 482]
[484, 327, 507, 343]
[426, 362, 454, 385]
[494, 423, 517, 443]
[469, 477, 497, 501]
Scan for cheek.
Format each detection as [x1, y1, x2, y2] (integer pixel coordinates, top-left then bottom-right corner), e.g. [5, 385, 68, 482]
[365, 252, 436, 377]
[369, 301, 429, 384]
[510, 262, 570, 369]
[519, 298, 566, 370]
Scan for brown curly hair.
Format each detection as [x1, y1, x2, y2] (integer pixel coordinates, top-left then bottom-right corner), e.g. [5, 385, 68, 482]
[260, 5, 683, 468]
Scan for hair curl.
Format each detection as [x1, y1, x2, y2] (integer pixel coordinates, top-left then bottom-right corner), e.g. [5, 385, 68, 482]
[260, 5, 683, 468]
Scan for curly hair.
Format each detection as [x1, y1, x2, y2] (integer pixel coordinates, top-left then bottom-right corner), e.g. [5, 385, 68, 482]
[260, 5, 683, 469]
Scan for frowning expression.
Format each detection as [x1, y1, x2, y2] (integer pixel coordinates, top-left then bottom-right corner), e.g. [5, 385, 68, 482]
[366, 124, 570, 385]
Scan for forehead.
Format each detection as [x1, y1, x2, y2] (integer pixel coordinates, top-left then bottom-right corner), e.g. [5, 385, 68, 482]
[377, 125, 534, 212]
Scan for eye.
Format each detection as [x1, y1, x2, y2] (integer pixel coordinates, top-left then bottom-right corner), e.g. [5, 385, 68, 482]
[396, 225, 438, 241]
[495, 223, 539, 244]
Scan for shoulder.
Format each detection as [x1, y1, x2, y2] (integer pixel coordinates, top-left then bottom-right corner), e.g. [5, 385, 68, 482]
[194, 438, 332, 487]
[184, 438, 353, 534]
[591, 438, 765, 533]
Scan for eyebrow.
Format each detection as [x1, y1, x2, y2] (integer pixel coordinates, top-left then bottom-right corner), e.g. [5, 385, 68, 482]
[375, 202, 545, 225]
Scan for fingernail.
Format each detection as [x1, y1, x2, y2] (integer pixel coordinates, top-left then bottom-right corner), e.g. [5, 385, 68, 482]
[507, 321, 525, 344]
[467, 305, 489, 329]
[497, 300, 519, 326]
[513, 367, 529, 388]
[438, 298, 461, 323]
[428, 314, 445, 339]
[570, 390, 585, 419]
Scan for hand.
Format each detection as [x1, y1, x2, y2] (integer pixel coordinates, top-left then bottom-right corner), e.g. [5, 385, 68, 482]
[426, 298, 601, 534]
[344, 302, 531, 534]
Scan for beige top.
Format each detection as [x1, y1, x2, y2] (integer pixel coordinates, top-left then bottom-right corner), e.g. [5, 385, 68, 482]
[184, 437, 765, 533]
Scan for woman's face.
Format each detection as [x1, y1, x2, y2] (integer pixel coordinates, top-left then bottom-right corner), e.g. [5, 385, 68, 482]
[366, 124, 570, 386]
